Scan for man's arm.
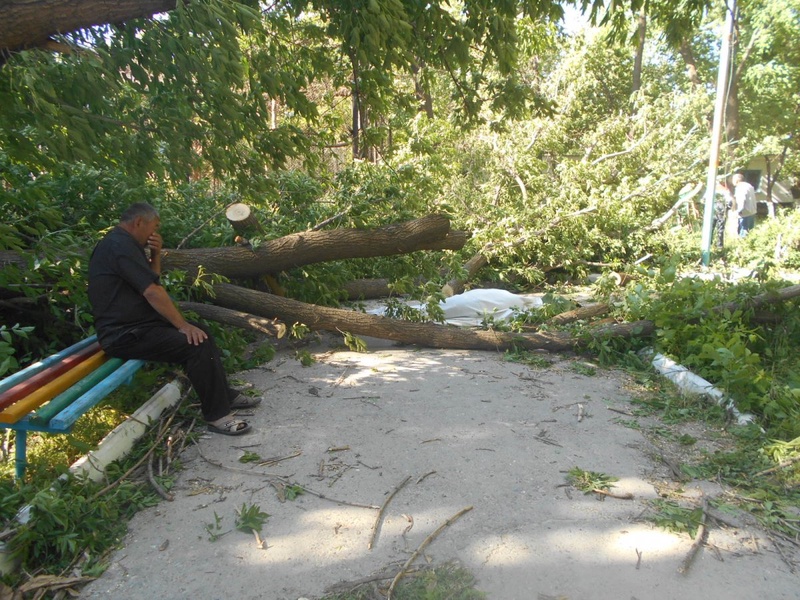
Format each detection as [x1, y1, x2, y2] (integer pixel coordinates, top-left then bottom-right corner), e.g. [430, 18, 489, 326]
[142, 283, 208, 345]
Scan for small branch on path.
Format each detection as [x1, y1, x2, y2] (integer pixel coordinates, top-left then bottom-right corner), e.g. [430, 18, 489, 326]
[147, 452, 174, 501]
[197, 448, 379, 509]
[369, 475, 411, 550]
[678, 499, 709, 574]
[592, 488, 634, 500]
[257, 450, 302, 467]
[387, 506, 473, 599]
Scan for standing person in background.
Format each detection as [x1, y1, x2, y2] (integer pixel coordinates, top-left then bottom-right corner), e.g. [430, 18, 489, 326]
[711, 182, 729, 250]
[726, 173, 757, 237]
[88, 203, 259, 436]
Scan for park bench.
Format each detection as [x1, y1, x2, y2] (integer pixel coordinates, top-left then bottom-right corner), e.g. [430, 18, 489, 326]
[0, 335, 144, 479]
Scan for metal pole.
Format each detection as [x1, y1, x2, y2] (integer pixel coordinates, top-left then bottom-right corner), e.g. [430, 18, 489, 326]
[701, 0, 736, 265]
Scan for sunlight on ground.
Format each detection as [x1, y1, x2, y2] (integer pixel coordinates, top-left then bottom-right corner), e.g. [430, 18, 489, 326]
[318, 351, 468, 386]
[464, 525, 683, 568]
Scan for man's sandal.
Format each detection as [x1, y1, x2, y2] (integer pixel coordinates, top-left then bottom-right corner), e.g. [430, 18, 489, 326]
[207, 417, 251, 436]
[230, 394, 262, 410]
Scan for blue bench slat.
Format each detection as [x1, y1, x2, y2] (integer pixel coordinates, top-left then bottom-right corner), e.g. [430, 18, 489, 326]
[49, 359, 145, 430]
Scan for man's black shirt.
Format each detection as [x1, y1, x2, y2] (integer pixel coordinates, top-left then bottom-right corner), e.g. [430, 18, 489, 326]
[88, 227, 164, 347]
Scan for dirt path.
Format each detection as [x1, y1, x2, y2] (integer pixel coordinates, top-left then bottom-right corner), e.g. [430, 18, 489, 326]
[80, 337, 798, 600]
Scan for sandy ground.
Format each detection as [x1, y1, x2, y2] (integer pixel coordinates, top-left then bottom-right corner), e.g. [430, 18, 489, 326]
[79, 335, 799, 600]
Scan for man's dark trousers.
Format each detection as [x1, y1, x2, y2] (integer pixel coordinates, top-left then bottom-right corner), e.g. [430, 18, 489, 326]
[102, 321, 234, 422]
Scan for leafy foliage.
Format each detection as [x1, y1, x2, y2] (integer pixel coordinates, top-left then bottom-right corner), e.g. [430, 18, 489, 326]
[2, 1, 799, 592]
[647, 499, 705, 538]
[566, 467, 619, 493]
[6, 475, 158, 576]
[235, 502, 270, 534]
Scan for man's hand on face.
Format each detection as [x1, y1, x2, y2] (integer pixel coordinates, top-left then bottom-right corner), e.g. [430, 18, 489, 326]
[147, 232, 163, 254]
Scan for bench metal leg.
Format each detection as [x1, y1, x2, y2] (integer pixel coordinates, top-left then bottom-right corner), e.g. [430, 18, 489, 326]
[14, 431, 27, 480]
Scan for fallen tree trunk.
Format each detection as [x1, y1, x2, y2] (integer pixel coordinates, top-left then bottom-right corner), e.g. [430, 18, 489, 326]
[177, 302, 287, 338]
[712, 284, 800, 314]
[161, 214, 459, 279]
[547, 303, 610, 326]
[210, 283, 655, 352]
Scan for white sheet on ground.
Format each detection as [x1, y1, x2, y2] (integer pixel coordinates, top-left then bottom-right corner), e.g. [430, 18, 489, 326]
[368, 288, 543, 326]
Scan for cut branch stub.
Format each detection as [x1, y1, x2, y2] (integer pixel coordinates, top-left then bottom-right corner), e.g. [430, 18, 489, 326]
[226, 203, 265, 235]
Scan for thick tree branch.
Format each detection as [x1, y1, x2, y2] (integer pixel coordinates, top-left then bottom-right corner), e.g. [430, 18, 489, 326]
[1, 0, 177, 58]
[210, 283, 655, 353]
[161, 214, 457, 279]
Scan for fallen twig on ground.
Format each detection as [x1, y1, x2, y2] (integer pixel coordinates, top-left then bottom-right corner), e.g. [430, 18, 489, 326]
[754, 455, 800, 478]
[533, 433, 562, 447]
[147, 452, 174, 501]
[386, 506, 473, 599]
[252, 529, 266, 550]
[198, 450, 377, 508]
[678, 499, 709, 574]
[416, 470, 437, 484]
[257, 450, 302, 467]
[369, 475, 411, 550]
[769, 534, 798, 574]
[592, 488, 634, 500]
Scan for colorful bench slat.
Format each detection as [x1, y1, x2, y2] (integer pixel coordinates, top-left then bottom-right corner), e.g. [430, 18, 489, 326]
[0, 338, 145, 479]
[0, 351, 109, 424]
[31, 358, 125, 425]
[49, 359, 144, 430]
[0, 342, 101, 411]
[0, 336, 98, 395]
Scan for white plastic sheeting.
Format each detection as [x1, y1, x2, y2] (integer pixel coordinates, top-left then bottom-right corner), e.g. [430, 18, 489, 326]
[369, 288, 544, 326]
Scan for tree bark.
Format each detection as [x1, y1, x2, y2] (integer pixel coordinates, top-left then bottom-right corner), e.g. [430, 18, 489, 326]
[210, 283, 655, 352]
[677, 39, 703, 87]
[177, 301, 286, 338]
[1, 0, 177, 57]
[443, 254, 489, 297]
[161, 214, 459, 279]
[632, 8, 646, 94]
[712, 284, 800, 315]
[547, 303, 610, 326]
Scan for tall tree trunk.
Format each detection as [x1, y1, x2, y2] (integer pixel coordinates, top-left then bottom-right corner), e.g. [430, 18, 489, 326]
[677, 39, 703, 87]
[725, 74, 740, 144]
[726, 20, 762, 145]
[412, 62, 434, 118]
[351, 53, 361, 160]
[632, 8, 647, 94]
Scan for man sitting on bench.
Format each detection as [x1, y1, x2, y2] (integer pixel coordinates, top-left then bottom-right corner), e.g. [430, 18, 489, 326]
[88, 202, 257, 435]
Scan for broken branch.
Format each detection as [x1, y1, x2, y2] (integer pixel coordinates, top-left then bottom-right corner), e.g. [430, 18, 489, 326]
[369, 475, 411, 550]
[387, 506, 473, 599]
[678, 499, 709, 574]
